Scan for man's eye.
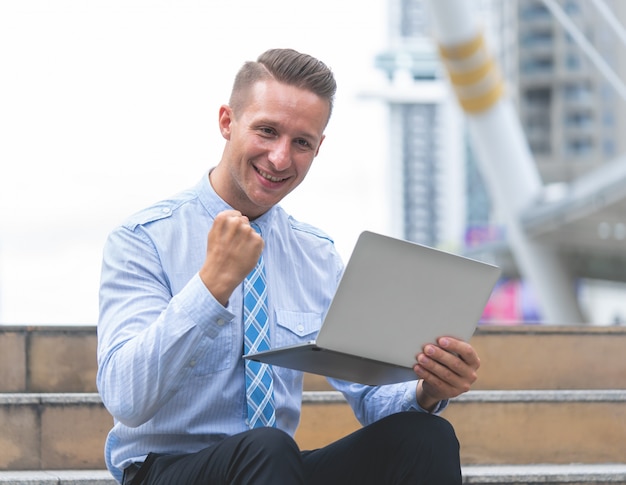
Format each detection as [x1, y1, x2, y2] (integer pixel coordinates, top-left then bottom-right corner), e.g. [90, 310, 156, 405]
[295, 139, 310, 148]
[260, 127, 275, 135]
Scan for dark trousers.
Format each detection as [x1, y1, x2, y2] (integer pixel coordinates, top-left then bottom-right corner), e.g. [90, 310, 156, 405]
[123, 412, 461, 485]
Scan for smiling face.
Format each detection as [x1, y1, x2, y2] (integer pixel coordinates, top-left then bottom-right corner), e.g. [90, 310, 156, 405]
[211, 79, 329, 219]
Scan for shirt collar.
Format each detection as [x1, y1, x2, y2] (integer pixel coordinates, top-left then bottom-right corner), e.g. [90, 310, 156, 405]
[196, 170, 278, 234]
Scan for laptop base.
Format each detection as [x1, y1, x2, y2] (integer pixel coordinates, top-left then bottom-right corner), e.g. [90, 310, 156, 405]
[245, 344, 418, 386]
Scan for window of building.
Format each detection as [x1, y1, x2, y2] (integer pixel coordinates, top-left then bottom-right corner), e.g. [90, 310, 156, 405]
[565, 137, 594, 156]
[603, 139, 616, 157]
[565, 52, 582, 70]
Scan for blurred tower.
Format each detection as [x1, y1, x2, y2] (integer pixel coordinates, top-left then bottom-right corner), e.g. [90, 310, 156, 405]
[370, 0, 467, 249]
[368, 0, 515, 250]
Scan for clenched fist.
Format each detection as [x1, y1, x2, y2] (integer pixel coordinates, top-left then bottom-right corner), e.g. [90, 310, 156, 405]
[199, 210, 264, 306]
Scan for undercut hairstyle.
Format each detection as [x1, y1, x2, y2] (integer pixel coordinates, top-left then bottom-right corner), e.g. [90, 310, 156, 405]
[229, 48, 337, 124]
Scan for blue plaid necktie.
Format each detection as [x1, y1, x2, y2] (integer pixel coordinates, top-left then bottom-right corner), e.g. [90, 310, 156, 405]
[243, 223, 276, 428]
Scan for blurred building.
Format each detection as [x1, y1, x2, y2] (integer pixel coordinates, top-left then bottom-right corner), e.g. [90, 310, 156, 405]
[515, 0, 626, 182]
[367, 0, 626, 324]
[365, 1, 467, 249]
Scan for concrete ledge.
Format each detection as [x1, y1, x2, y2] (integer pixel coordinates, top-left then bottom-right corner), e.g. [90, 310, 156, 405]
[44, 394, 103, 404]
[301, 391, 346, 403]
[0, 392, 346, 406]
[301, 389, 626, 403]
[454, 389, 626, 402]
[0, 394, 103, 405]
[0, 470, 115, 484]
[1, 465, 625, 484]
[462, 464, 626, 483]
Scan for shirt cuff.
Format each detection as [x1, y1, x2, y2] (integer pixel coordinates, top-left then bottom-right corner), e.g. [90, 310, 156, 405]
[404, 380, 449, 414]
[176, 273, 235, 338]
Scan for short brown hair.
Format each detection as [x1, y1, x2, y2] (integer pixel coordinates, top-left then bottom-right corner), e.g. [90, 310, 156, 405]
[229, 48, 337, 123]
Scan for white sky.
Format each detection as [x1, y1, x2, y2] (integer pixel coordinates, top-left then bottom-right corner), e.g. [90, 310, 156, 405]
[0, 0, 392, 324]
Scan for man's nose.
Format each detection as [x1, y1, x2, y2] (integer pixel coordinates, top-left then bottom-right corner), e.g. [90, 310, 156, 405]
[268, 138, 291, 170]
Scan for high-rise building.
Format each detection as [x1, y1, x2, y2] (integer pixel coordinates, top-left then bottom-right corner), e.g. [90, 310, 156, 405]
[369, 0, 467, 249]
[515, 0, 626, 183]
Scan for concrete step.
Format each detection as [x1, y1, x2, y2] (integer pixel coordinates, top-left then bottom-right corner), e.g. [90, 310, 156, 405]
[0, 326, 98, 393]
[1, 465, 626, 484]
[297, 390, 626, 465]
[443, 390, 626, 465]
[3, 325, 625, 393]
[0, 394, 111, 471]
[469, 325, 626, 390]
[2, 391, 626, 471]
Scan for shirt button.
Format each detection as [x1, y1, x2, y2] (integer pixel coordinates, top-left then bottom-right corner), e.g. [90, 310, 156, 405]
[162, 207, 171, 214]
[297, 324, 304, 333]
[217, 318, 225, 326]
[189, 360, 196, 367]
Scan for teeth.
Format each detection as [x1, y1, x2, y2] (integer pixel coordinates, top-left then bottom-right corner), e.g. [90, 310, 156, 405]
[258, 168, 285, 183]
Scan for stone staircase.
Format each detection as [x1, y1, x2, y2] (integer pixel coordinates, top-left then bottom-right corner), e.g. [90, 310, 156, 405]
[1, 324, 625, 484]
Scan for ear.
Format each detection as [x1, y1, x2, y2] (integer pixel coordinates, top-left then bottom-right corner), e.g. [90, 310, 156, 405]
[218, 105, 234, 140]
[314, 134, 326, 157]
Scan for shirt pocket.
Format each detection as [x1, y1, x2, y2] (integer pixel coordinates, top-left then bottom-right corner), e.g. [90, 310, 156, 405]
[274, 310, 322, 347]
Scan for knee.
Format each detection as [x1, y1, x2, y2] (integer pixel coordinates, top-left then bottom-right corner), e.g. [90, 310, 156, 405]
[379, 412, 459, 451]
[382, 413, 461, 482]
[405, 411, 457, 437]
[243, 427, 301, 457]
[234, 428, 304, 482]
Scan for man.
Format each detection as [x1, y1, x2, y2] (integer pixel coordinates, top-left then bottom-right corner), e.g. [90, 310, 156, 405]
[97, 48, 480, 485]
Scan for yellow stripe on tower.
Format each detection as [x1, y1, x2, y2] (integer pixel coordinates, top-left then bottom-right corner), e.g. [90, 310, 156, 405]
[438, 32, 504, 113]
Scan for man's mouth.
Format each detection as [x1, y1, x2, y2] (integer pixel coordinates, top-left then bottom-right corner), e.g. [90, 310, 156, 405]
[256, 166, 288, 183]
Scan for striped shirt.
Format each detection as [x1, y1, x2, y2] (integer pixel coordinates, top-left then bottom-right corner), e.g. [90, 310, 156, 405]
[97, 172, 445, 483]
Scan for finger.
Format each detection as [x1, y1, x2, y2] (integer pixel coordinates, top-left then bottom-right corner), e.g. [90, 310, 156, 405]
[418, 343, 468, 376]
[417, 344, 478, 392]
[413, 363, 457, 400]
[211, 212, 259, 245]
[416, 350, 473, 386]
[213, 209, 243, 223]
[415, 357, 473, 397]
[438, 337, 481, 370]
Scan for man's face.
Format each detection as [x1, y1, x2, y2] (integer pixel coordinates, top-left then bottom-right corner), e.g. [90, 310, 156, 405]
[214, 79, 329, 219]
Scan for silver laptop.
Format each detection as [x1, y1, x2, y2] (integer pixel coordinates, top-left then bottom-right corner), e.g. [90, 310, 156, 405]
[243, 230, 501, 386]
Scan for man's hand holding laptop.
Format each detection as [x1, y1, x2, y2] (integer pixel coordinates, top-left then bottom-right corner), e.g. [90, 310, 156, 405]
[414, 336, 480, 412]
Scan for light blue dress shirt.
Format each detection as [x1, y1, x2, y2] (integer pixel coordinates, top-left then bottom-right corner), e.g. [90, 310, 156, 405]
[97, 172, 446, 483]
